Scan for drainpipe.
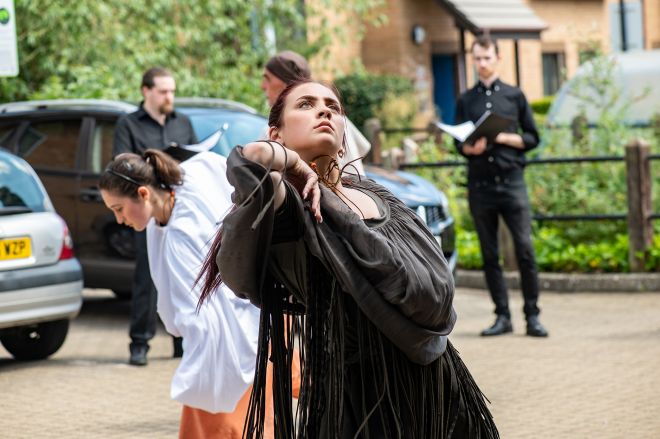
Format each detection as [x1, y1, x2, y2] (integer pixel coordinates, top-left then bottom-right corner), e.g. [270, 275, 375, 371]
[458, 28, 467, 92]
[514, 39, 521, 87]
[619, 0, 628, 51]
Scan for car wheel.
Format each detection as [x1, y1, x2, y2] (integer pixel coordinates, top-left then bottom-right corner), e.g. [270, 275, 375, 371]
[104, 223, 136, 259]
[112, 289, 132, 300]
[0, 319, 69, 361]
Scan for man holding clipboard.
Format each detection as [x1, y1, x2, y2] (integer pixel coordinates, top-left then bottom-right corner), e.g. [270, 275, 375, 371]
[455, 36, 548, 338]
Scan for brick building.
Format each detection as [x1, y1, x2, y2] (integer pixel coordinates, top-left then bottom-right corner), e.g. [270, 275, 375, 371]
[312, 0, 660, 124]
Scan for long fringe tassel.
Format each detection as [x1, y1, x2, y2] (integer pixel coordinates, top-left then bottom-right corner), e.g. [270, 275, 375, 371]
[242, 287, 271, 439]
[296, 253, 344, 438]
[443, 341, 500, 438]
[242, 271, 498, 439]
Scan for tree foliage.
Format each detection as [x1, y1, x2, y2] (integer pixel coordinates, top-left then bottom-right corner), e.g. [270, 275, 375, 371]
[1, 0, 383, 111]
[335, 72, 414, 131]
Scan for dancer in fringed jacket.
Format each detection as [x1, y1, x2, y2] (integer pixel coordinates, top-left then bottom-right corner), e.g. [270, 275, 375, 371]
[199, 79, 500, 438]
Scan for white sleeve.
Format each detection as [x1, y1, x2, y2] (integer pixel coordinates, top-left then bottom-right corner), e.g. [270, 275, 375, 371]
[346, 119, 371, 156]
[340, 119, 370, 175]
[158, 230, 260, 413]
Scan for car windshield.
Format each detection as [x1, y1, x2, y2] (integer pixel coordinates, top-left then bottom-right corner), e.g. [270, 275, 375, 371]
[0, 152, 48, 214]
[178, 108, 267, 157]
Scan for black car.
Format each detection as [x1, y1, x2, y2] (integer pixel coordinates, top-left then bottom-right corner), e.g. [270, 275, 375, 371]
[0, 99, 455, 297]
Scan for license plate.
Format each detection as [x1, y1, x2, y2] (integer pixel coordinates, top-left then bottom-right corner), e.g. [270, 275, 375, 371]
[0, 237, 32, 261]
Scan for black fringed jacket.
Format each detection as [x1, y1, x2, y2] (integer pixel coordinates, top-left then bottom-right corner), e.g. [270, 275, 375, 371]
[217, 146, 456, 365]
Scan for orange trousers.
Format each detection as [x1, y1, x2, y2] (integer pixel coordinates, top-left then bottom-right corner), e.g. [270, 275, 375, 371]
[178, 357, 301, 439]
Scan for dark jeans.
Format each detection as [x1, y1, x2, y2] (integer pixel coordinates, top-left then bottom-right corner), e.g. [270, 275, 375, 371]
[468, 173, 540, 319]
[129, 231, 157, 350]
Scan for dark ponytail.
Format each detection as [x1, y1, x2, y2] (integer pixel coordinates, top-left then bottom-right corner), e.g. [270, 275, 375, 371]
[99, 149, 183, 197]
[143, 149, 183, 190]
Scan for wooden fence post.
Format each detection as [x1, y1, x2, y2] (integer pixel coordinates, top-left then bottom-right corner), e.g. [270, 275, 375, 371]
[625, 139, 652, 272]
[363, 118, 382, 165]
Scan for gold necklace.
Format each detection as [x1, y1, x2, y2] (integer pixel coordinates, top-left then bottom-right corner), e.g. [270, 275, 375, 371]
[309, 155, 367, 219]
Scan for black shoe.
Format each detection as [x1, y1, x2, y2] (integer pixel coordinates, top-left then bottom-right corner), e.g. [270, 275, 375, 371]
[172, 337, 183, 358]
[129, 345, 149, 366]
[526, 315, 549, 337]
[481, 315, 513, 336]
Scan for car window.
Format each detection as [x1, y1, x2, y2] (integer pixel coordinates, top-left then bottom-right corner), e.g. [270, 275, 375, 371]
[184, 110, 267, 157]
[0, 122, 20, 148]
[0, 154, 48, 213]
[17, 120, 81, 169]
[222, 116, 268, 151]
[90, 120, 115, 173]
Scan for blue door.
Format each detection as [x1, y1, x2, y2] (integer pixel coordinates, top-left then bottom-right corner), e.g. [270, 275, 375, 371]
[432, 54, 457, 124]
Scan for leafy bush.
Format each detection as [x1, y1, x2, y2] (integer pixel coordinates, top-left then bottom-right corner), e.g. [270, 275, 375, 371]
[455, 229, 482, 270]
[334, 73, 414, 131]
[533, 227, 630, 272]
[375, 93, 418, 131]
[645, 234, 660, 272]
[456, 225, 660, 273]
[391, 51, 659, 273]
[0, 0, 383, 110]
[530, 96, 554, 115]
[408, 86, 660, 272]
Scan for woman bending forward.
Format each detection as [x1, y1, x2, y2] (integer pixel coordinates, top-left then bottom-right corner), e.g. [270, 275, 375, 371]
[100, 150, 272, 438]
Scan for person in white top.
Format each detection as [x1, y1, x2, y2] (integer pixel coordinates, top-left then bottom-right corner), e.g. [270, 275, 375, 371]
[99, 149, 275, 438]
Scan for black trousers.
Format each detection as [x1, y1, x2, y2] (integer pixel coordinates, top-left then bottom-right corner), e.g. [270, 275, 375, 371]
[468, 173, 540, 319]
[129, 230, 157, 350]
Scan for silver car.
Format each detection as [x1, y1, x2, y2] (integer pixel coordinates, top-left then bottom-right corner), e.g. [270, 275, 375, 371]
[0, 149, 83, 361]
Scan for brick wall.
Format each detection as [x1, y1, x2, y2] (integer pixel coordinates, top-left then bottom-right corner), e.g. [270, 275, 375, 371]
[358, 0, 571, 120]
[361, 0, 445, 123]
[361, 0, 408, 75]
[528, 0, 604, 79]
[306, 2, 363, 80]
[642, 0, 660, 49]
[318, 0, 657, 125]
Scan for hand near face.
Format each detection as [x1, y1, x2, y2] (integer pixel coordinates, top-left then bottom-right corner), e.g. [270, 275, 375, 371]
[243, 140, 323, 223]
[288, 158, 322, 223]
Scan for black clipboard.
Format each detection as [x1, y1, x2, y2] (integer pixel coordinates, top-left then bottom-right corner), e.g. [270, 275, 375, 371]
[464, 111, 515, 145]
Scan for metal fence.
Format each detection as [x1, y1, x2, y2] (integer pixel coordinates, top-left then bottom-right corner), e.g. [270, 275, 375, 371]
[384, 134, 658, 271]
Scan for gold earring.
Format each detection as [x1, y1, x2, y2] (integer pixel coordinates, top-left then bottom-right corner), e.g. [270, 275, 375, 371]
[338, 149, 345, 158]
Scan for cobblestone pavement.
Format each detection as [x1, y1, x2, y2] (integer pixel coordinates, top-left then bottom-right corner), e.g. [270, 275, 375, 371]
[1, 287, 659, 438]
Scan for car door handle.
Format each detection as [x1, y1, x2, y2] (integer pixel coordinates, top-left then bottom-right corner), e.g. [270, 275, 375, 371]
[80, 187, 103, 203]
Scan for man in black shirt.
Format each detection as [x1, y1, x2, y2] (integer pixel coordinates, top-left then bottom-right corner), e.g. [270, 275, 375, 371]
[113, 67, 197, 365]
[455, 36, 548, 338]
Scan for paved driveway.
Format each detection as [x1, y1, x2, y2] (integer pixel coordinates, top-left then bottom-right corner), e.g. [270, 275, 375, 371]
[1, 288, 659, 438]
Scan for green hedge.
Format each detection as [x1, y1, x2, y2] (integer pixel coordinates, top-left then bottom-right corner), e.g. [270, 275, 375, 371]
[530, 96, 554, 115]
[411, 123, 660, 273]
[0, 1, 382, 110]
[458, 226, 660, 273]
[334, 73, 414, 131]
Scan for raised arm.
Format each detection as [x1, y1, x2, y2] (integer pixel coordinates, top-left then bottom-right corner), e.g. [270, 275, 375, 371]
[242, 141, 322, 223]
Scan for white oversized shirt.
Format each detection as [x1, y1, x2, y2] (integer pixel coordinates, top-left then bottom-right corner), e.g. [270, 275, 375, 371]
[146, 151, 260, 413]
[339, 118, 371, 176]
